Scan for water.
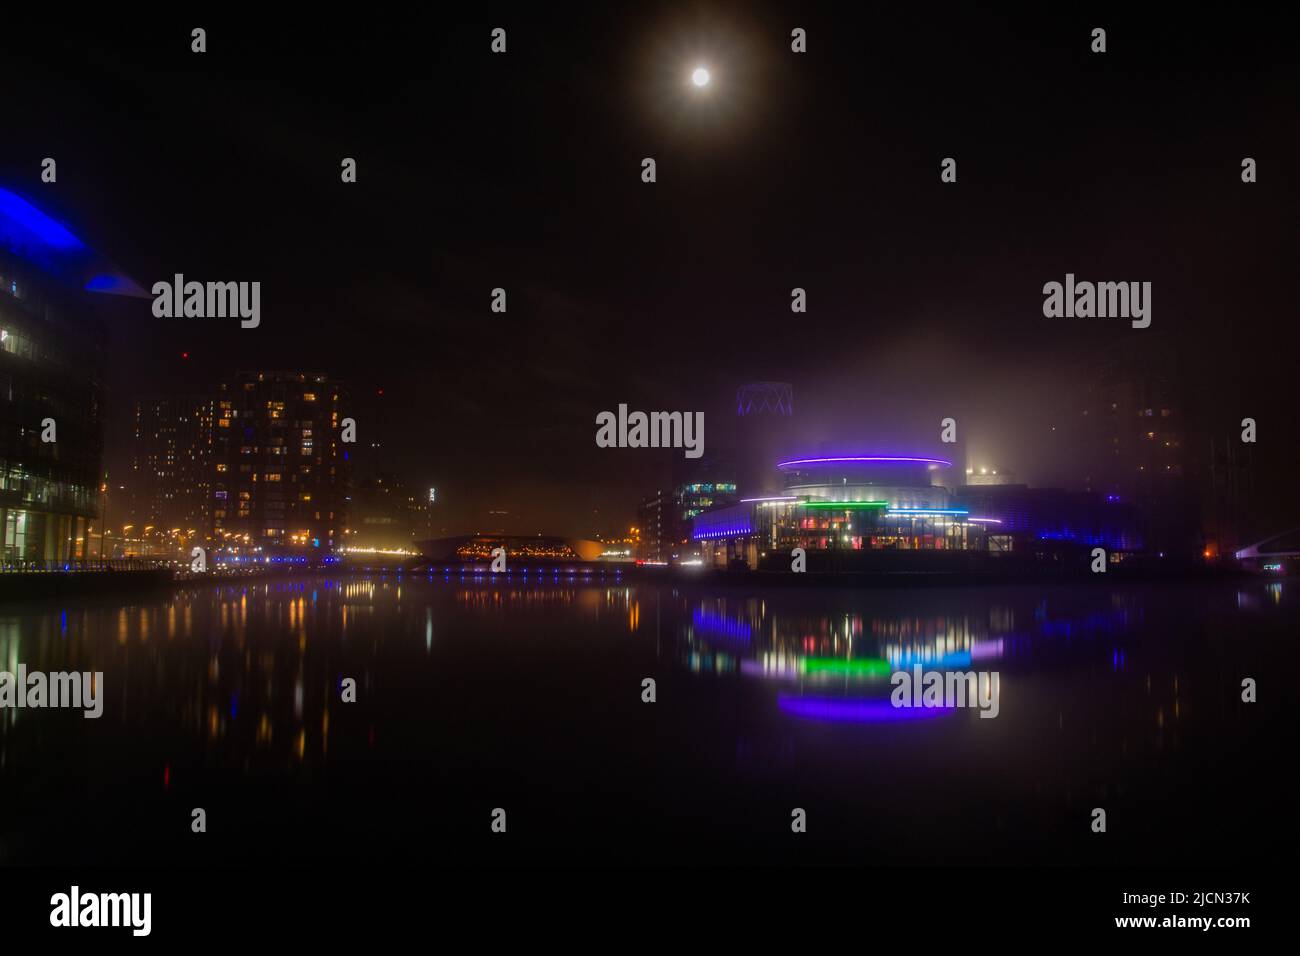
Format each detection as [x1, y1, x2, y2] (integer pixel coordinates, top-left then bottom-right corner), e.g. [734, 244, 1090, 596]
[0, 574, 1289, 866]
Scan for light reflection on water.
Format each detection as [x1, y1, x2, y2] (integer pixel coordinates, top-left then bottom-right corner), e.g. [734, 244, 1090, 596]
[0, 578, 1282, 753]
[0, 575, 1289, 864]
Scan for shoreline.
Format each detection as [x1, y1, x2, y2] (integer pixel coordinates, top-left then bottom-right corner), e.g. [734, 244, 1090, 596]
[0, 560, 1267, 603]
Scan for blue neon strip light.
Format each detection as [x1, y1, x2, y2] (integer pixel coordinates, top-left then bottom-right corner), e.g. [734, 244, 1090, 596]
[693, 525, 752, 540]
[887, 650, 973, 668]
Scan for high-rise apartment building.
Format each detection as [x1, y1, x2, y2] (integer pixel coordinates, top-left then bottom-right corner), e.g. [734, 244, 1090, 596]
[130, 395, 215, 535]
[211, 371, 350, 551]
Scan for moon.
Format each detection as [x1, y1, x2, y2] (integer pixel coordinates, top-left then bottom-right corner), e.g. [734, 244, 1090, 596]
[691, 67, 710, 87]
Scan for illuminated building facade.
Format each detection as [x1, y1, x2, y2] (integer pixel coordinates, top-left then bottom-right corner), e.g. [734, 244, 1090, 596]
[637, 475, 739, 564]
[694, 455, 987, 568]
[963, 467, 1016, 486]
[694, 453, 1146, 568]
[597, 526, 640, 562]
[130, 394, 216, 536]
[676, 477, 738, 525]
[0, 186, 143, 564]
[211, 371, 350, 552]
[417, 534, 605, 563]
[635, 445, 740, 565]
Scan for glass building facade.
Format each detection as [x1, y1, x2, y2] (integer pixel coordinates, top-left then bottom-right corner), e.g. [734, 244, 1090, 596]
[638, 475, 739, 564]
[693, 454, 1142, 568]
[0, 191, 123, 565]
[693, 456, 982, 568]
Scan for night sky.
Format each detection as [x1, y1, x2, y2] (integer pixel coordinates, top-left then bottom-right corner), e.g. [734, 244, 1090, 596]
[3, 6, 1296, 536]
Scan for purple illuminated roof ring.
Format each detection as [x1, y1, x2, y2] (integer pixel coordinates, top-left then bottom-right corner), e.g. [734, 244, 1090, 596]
[777, 693, 955, 723]
[777, 456, 952, 469]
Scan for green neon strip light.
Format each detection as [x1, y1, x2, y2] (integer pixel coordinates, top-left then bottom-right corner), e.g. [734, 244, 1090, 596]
[800, 500, 888, 509]
[801, 657, 892, 677]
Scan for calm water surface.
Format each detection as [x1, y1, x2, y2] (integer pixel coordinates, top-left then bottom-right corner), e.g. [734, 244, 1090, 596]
[0, 574, 1290, 865]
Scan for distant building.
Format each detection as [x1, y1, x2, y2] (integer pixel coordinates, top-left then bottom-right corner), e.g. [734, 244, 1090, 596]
[211, 371, 350, 552]
[349, 472, 427, 551]
[130, 394, 215, 535]
[637, 461, 739, 564]
[955, 484, 1143, 553]
[636, 490, 671, 562]
[674, 475, 739, 526]
[1202, 431, 1257, 557]
[964, 467, 1017, 486]
[694, 454, 976, 568]
[1081, 336, 1195, 554]
[596, 526, 639, 562]
[0, 186, 143, 564]
[416, 534, 604, 564]
[692, 452, 1145, 569]
[734, 382, 794, 496]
